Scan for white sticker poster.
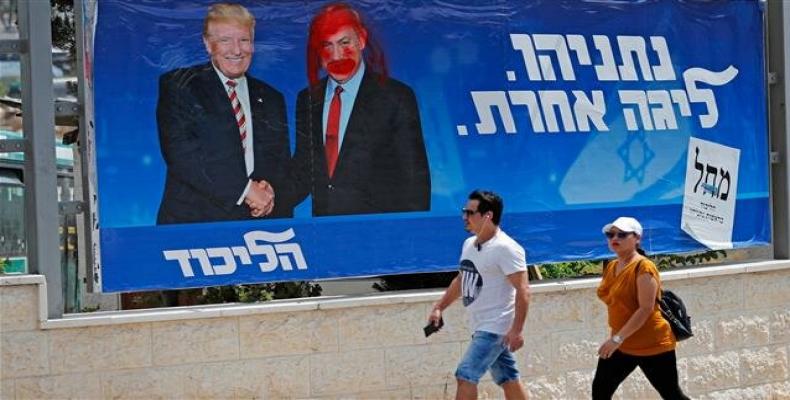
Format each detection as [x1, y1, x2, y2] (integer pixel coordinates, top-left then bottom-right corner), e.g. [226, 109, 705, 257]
[681, 137, 740, 249]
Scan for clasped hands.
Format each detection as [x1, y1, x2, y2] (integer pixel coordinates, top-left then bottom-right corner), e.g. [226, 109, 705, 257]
[244, 180, 275, 217]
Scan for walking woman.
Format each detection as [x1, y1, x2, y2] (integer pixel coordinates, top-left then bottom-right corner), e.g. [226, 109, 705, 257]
[592, 217, 689, 399]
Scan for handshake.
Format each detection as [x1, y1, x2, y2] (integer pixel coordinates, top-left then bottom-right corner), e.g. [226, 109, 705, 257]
[244, 180, 275, 217]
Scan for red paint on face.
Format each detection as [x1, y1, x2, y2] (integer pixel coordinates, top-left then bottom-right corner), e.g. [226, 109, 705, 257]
[307, 6, 367, 84]
[317, 25, 366, 83]
[326, 59, 356, 76]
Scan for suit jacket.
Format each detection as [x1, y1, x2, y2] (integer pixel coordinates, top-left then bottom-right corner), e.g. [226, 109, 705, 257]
[156, 63, 292, 224]
[287, 70, 430, 216]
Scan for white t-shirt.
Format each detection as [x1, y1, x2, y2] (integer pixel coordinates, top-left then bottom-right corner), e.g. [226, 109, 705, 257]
[459, 229, 527, 335]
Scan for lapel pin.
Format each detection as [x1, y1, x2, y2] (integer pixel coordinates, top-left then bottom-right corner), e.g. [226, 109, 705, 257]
[256, 98, 263, 103]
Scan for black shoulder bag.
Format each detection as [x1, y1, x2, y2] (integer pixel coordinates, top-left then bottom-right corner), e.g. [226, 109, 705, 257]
[658, 289, 694, 341]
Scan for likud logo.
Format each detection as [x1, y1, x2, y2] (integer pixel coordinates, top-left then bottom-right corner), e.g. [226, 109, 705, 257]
[162, 228, 307, 277]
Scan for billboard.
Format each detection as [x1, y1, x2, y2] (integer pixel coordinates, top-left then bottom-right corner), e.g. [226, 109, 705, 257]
[91, 0, 770, 292]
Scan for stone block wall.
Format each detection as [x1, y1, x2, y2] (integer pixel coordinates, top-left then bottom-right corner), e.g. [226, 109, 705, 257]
[0, 261, 788, 399]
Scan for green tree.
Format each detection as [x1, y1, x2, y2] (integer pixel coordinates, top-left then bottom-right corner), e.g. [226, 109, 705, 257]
[51, 0, 75, 55]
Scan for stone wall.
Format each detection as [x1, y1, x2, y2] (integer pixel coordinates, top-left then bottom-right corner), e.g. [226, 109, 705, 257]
[0, 261, 788, 399]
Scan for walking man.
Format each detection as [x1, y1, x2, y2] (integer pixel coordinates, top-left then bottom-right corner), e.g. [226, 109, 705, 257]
[429, 190, 530, 400]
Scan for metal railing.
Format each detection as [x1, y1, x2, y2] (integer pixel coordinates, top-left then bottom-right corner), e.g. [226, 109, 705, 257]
[0, 1, 62, 318]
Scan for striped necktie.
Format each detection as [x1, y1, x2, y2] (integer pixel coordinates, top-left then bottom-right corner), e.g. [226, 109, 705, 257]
[226, 79, 247, 149]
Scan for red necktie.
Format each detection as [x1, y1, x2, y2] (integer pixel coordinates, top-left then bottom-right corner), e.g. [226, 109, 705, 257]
[326, 86, 343, 178]
[226, 79, 247, 149]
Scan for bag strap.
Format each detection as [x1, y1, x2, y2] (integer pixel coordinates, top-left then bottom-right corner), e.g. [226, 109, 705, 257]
[606, 258, 661, 302]
[634, 258, 662, 302]
[634, 259, 643, 275]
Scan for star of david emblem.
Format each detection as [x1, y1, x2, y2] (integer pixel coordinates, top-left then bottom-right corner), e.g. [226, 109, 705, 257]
[617, 132, 655, 184]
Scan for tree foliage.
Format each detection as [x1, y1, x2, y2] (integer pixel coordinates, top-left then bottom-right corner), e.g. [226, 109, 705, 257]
[537, 250, 727, 280]
[51, 0, 75, 55]
[201, 282, 323, 304]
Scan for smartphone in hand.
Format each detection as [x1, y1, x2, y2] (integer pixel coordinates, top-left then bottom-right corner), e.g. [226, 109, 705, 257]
[423, 317, 445, 337]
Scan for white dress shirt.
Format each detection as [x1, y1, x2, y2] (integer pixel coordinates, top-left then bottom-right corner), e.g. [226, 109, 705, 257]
[212, 65, 256, 204]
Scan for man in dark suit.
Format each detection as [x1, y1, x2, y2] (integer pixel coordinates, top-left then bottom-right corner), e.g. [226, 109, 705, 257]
[286, 2, 430, 216]
[156, 3, 290, 224]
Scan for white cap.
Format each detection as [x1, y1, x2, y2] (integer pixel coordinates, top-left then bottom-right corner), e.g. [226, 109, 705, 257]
[602, 217, 643, 236]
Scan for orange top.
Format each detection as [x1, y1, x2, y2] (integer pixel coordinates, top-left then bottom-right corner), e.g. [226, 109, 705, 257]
[597, 258, 675, 356]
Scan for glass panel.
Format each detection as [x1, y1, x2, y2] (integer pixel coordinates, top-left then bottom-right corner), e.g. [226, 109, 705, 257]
[0, 0, 20, 102]
[0, 0, 22, 275]
[0, 0, 21, 145]
[0, 171, 25, 274]
[0, 0, 17, 38]
[0, 74, 23, 267]
[58, 171, 79, 311]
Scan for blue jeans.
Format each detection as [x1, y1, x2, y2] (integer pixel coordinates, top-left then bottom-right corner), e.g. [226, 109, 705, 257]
[455, 331, 520, 385]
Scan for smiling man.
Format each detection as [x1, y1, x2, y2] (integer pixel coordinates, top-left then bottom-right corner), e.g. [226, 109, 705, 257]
[283, 2, 431, 216]
[430, 190, 530, 400]
[156, 2, 292, 224]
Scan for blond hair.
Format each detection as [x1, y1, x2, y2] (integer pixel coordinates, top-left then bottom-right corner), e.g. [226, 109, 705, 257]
[203, 3, 255, 38]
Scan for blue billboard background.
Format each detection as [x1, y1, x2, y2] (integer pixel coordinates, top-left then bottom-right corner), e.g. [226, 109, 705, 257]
[94, 0, 769, 292]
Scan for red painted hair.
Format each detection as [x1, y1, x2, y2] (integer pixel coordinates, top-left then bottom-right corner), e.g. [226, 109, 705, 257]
[306, 2, 388, 86]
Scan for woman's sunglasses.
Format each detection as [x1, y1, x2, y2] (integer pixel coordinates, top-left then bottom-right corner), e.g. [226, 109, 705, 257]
[604, 231, 633, 239]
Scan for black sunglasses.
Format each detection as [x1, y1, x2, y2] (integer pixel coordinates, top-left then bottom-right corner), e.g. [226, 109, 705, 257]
[604, 231, 633, 239]
[461, 208, 479, 216]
